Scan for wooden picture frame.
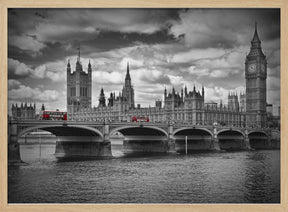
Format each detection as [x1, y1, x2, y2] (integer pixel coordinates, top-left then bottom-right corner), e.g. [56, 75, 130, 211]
[0, 0, 287, 211]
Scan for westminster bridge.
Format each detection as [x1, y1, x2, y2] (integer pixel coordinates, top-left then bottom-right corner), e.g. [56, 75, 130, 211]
[8, 120, 280, 163]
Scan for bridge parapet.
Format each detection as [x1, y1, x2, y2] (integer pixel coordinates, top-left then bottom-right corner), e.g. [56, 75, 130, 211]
[10, 120, 275, 140]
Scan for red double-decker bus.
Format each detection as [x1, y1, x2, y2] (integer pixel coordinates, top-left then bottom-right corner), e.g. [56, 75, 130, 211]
[39, 111, 67, 120]
[131, 116, 149, 122]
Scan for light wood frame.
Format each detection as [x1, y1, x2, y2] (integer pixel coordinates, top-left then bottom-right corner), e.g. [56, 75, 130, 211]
[0, 0, 287, 212]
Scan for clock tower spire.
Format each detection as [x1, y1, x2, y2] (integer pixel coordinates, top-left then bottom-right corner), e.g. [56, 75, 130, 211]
[245, 23, 267, 128]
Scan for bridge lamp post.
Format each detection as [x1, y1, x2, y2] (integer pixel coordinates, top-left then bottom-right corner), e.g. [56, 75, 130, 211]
[185, 136, 188, 155]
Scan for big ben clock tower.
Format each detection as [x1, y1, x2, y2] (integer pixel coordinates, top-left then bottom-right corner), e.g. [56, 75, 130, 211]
[245, 23, 267, 128]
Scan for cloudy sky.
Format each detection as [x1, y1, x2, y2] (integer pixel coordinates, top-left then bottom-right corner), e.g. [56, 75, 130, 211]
[8, 8, 280, 114]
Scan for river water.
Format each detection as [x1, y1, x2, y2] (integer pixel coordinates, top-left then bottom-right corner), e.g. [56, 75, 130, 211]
[8, 138, 280, 203]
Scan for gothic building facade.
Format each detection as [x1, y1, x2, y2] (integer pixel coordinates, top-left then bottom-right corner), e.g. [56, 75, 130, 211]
[68, 24, 267, 128]
[12, 103, 36, 120]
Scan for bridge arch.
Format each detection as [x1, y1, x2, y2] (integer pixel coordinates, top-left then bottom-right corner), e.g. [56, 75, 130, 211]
[109, 125, 168, 137]
[248, 130, 268, 137]
[217, 129, 244, 151]
[110, 126, 169, 154]
[248, 131, 268, 149]
[217, 129, 245, 137]
[19, 125, 104, 138]
[173, 127, 213, 137]
[18, 124, 109, 159]
[271, 130, 280, 137]
[173, 127, 213, 153]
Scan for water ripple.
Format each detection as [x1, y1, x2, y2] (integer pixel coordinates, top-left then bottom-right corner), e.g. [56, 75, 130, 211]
[8, 144, 280, 203]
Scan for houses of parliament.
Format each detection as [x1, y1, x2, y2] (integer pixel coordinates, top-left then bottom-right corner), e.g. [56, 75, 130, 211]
[64, 24, 270, 128]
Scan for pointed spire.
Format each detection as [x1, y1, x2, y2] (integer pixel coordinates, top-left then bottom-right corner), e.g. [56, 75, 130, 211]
[67, 59, 71, 74]
[252, 22, 261, 43]
[125, 61, 131, 81]
[77, 44, 81, 62]
[247, 22, 266, 59]
[202, 85, 204, 96]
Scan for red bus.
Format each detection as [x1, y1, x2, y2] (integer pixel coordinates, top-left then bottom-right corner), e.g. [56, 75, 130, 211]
[131, 116, 149, 122]
[39, 111, 67, 120]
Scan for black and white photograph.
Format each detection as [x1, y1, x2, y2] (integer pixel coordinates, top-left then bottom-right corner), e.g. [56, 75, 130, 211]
[7, 8, 280, 204]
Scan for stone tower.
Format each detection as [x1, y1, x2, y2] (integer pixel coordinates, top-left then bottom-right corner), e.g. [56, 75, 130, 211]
[67, 48, 92, 114]
[98, 88, 106, 107]
[183, 85, 204, 124]
[122, 62, 135, 109]
[245, 23, 267, 128]
[108, 92, 115, 107]
[228, 92, 239, 112]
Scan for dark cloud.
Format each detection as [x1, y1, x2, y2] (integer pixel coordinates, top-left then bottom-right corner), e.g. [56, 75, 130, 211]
[83, 28, 176, 53]
[9, 42, 68, 66]
[169, 8, 280, 49]
[8, 8, 48, 35]
[8, 9, 178, 67]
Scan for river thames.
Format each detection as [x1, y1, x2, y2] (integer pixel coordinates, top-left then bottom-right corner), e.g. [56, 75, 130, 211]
[8, 138, 280, 203]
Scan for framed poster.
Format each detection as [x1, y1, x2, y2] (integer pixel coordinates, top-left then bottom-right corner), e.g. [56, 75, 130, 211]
[0, 0, 287, 212]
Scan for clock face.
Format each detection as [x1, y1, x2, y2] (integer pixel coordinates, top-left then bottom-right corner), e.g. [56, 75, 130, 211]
[248, 64, 256, 74]
[260, 63, 266, 74]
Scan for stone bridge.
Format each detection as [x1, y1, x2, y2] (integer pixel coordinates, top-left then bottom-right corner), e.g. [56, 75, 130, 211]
[8, 120, 280, 163]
